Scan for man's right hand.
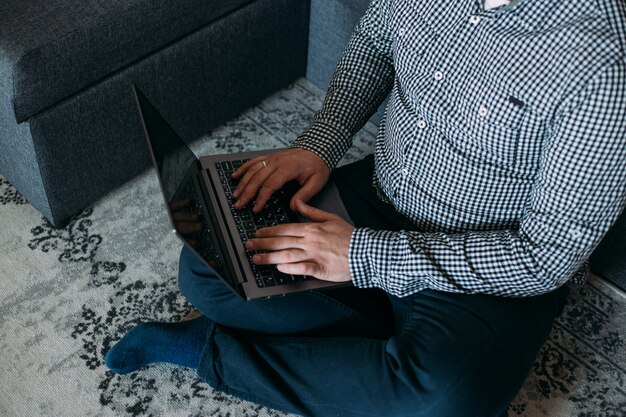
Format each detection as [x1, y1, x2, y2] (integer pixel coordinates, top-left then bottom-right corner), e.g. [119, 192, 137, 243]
[231, 148, 331, 213]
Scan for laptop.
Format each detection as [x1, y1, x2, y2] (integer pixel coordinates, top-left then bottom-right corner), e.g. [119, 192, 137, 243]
[133, 86, 354, 300]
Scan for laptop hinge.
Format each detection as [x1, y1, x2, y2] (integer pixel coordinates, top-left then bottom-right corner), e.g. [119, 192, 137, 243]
[199, 167, 247, 287]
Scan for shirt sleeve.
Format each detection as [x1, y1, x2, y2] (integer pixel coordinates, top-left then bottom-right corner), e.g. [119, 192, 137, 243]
[291, 0, 395, 169]
[349, 58, 626, 297]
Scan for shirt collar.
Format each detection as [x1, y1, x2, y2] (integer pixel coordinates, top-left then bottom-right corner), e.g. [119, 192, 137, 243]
[475, 0, 526, 15]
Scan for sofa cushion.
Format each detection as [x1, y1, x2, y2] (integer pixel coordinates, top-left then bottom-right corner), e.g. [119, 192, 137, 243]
[307, 0, 386, 124]
[0, 0, 251, 122]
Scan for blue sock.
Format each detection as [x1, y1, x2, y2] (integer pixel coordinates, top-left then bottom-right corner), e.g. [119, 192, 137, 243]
[105, 315, 211, 374]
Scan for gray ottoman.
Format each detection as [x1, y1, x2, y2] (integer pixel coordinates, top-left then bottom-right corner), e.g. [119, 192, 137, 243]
[0, 0, 309, 227]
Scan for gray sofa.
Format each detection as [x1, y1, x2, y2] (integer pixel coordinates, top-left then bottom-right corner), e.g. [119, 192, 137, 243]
[0, 0, 309, 227]
[305, 0, 625, 290]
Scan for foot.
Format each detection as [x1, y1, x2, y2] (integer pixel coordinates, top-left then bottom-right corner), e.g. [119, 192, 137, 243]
[105, 315, 211, 374]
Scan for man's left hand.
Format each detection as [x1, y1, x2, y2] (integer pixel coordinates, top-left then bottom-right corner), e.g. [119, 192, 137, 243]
[245, 199, 354, 282]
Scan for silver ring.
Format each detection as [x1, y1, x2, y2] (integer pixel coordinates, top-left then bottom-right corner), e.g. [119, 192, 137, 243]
[262, 160, 267, 168]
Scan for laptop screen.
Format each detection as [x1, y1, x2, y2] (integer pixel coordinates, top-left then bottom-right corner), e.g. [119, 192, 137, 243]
[134, 87, 233, 283]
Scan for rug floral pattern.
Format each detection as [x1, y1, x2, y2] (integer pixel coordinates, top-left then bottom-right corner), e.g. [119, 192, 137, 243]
[0, 79, 624, 417]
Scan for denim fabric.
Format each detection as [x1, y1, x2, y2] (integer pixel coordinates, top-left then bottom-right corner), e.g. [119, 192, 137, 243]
[178, 157, 569, 417]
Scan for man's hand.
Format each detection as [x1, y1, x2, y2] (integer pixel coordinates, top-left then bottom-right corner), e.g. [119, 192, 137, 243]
[231, 148, 330, 213]
[245, 199, 354, 282]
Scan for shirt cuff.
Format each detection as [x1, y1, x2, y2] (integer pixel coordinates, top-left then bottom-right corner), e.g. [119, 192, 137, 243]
[290, 121, 351, 170]
[349, 227, 431, 297]
[348, 227, 393, 290]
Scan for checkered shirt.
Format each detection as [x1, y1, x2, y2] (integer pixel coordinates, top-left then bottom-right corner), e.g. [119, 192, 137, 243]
[292, 0, 626, 297]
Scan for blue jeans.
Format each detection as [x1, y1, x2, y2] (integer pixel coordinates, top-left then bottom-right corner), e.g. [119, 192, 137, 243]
[178, 156, 569, 417]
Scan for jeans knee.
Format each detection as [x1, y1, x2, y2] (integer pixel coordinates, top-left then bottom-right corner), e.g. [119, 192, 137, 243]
[178, 247, 217, 300]
[384, 334, 507, 417]
[177, 246, 238, 318]
[178, 246, 198, 297]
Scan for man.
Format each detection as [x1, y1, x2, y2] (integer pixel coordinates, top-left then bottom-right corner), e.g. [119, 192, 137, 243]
[105, 0, 626, 416]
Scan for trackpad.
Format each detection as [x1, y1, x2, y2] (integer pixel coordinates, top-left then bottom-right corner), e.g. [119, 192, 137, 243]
[295, 180, 353, 225]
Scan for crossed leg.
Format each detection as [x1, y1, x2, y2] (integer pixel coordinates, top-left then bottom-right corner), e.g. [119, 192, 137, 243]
[107, 156, 568, 417]
[178, 245, 567, 417]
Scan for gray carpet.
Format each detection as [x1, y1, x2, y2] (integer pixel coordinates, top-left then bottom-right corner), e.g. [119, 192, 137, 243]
[0, 79, 624, 417]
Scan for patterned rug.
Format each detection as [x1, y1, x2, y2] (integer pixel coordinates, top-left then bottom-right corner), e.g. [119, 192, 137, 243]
[0, 79, 624, 417]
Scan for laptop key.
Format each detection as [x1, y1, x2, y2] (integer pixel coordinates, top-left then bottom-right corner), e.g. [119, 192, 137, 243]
[258, 265, 273, 275]
[214, 158, 313, 288]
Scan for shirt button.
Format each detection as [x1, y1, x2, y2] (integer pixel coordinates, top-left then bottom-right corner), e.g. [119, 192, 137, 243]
[469, 15, 481, 25]
[371, 277, 380, 285]
[433, 71, 444, 81]
[401, 168, 409, 176]
[478, 106, 488, 117]
[417, 120, 427, 129]
[570, 228, 583, 239]
[398, 28, 406, 36]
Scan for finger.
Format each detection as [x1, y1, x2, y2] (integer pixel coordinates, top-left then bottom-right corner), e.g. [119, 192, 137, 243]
[294, 199, 337, 222]
[231, 155, 267, 179]
[233, 159, 266, 198]
[233, 162, 273, 209]
[276, 262, 321, 277]
[170, 199, 191, 210]
[252, 249, 307, 265]
[245, 236, 303, 251]
[253, 174, 293, 213]
[255, 223, 307, 238]
[290, 176, 326, 211]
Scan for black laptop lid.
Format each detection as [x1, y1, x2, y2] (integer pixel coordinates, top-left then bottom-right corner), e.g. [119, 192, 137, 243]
[134, 88, 195, 204]
[133, 86, 235, 285]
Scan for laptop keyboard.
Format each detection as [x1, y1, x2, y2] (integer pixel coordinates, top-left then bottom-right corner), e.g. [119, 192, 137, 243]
[215, 160, 313, 288]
